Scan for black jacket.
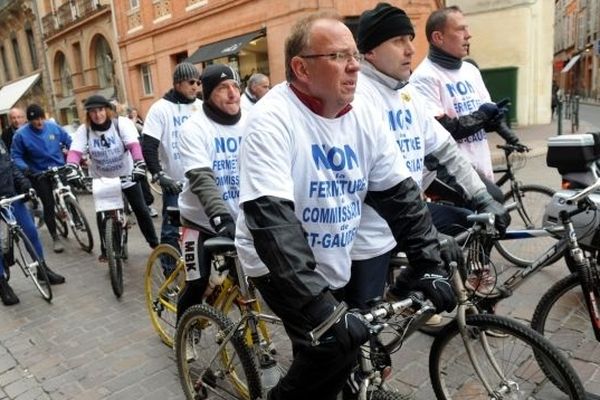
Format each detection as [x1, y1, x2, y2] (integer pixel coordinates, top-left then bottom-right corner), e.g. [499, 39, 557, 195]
[0, 141, 31, 198]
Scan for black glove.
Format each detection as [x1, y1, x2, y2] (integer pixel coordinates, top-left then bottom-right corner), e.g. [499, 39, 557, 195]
[477, 103, 500, 121]
[304, 291, 370, 352]
[131, 160, 147, 182]
[413, 268, 457, 313]
[209, 214, 236, 240]
[438, 233, 464, 272]
[65, 163, 82, 183]
[470, 192, 511, 237]
[26, 188, 39, 210]
[152, 172, 182, 195]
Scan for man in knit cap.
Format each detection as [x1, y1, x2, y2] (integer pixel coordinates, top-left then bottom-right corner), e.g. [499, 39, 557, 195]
[142, 62, 202, 264]
[350, 3, 510, 311]
[175, 64, 245, 320]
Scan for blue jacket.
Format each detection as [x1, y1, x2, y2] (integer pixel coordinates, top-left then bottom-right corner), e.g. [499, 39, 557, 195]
[11, 120, 72, 174]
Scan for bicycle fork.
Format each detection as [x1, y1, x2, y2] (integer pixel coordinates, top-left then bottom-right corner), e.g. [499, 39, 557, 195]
[453, 268, 517, 397]
[559, 210, 600, 340]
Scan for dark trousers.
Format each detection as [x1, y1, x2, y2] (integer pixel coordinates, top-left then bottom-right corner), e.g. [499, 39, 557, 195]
[161, 192, 180, 250]
[32, 175, 57, 238]
[346, 252, 392, 310]
[139, 177, 154, 206]
[96, 182, 158, 254]
[252, 274, 359, 400]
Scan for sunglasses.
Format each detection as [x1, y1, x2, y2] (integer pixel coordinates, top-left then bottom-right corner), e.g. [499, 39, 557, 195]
[188, 80, 201, 86]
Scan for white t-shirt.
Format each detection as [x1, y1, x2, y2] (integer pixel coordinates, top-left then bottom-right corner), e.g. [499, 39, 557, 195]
[70, 116, 138, 179]
[235, 83, 410, 289]
[240, 92, 255, 114]
[178, 110, 246, 231]
[142, 97, 202, 181]
[351, 72, 451, 260]
[410, 58, 493, 180]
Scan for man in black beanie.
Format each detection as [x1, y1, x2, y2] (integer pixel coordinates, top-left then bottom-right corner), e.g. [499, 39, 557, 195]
[174, 63, 243, 321]
[142, 62, 202, 267]
[351, 3, 510, 314]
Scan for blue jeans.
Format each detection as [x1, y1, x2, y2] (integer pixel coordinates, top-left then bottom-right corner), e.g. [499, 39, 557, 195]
[0, 200, 44, 277]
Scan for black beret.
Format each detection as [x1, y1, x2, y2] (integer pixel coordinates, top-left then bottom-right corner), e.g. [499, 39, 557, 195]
[357, 3, 415, 53]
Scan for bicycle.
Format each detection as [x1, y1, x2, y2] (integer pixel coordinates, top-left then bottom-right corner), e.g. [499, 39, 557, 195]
[144, 208, 275, 350]
[40, 165, 94, 252]
[0, 192, 52, 302]
[175, 237, 585, 399]
[92, 176, 131, 298]
[493, 143, 557, 266]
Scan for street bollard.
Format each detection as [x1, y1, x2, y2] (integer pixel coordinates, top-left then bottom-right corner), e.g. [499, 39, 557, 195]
[557, 99, 563, 135]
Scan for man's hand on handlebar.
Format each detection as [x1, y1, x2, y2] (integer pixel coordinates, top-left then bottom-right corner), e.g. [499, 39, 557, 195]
[305, 292, 370, 351]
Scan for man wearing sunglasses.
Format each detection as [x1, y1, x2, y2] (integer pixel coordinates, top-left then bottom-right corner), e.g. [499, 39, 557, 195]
[142, 62, 202, 261]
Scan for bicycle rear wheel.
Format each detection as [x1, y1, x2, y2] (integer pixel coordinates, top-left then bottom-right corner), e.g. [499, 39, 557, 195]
[13, 228, 52, 302]
[531, 273, 600, 398]
[144, 244, 184, 347]
[175, 304, 262, 400]
[105, 218, 124, 298]
[64, 197, 93, 252]
[430, 314, 585, 399]
[495, 184, 558, 267]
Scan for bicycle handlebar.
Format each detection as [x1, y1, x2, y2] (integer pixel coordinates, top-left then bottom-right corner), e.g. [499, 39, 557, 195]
[565, 178, 600, 204]
[0, 192, 28, 208]
[308, 292, 433, 346]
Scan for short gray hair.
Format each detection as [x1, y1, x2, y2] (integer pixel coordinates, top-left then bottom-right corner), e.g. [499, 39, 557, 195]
[247, 73, 269, 88]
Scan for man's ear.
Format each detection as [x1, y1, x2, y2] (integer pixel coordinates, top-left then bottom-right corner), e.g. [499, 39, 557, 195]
[290, 56, 309, 83]
[431, 31, 444, 47]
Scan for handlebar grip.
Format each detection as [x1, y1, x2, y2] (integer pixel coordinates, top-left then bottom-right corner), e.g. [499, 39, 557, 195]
[308, 301, 348, 346]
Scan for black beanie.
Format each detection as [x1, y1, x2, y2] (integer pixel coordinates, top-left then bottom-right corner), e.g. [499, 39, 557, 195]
[26, 104, 45, 121]
[357, 3, 415, 53]
[201, 64, 240, 101]
[173, 62, 200, 85]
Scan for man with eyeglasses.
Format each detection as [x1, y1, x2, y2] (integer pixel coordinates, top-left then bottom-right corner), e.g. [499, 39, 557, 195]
[235, 11, 456, 400]
[11, 104, 72, 259]
[142, 62, 202, 262]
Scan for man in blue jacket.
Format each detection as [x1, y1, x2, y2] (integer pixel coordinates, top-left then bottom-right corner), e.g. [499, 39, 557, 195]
[11, 104, 72, 254]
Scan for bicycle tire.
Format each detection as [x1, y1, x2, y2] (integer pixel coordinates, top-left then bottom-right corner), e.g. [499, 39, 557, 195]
[429, 313, 585, 399]
[54, 204, 69, 238]
[64, 197, 94, 252]
[531, 273, 600, 398]
[144, 244, 184, 347]
[13, 228, 52, 302]
[105, 218, 124, 298]
[175, 304, 262, 400]
[495, 184, 559, 267]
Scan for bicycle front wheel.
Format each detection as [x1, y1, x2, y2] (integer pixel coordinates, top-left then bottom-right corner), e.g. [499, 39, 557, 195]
[430, 314, 585, 399]
[13, 228, 52, 302]
[144, 244, 184, 347]
[105, 218, 124, 298]
[531, 273, 600, 397]
[65, 197, 93, 252]
[496, 184, 559, 267]
[54, 203, 69, 238]
[175, 304, 262, 400]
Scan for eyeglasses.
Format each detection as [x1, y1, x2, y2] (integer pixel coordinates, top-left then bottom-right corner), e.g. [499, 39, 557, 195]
[188, 80, 201, 86]
[299, 51, 363, 63]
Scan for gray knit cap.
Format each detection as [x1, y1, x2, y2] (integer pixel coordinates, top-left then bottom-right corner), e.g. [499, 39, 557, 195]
[173, 62, 200, 84]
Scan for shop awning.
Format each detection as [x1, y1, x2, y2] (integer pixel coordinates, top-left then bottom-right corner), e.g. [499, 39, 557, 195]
[561, 54, 581, 73]
[186, 30, 265, 65]
[56, 95, 75, 109]
[0, 73, 41, 114]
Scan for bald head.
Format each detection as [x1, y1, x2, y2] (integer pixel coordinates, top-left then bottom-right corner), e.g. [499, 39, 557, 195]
[8, 107, 26, 129]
